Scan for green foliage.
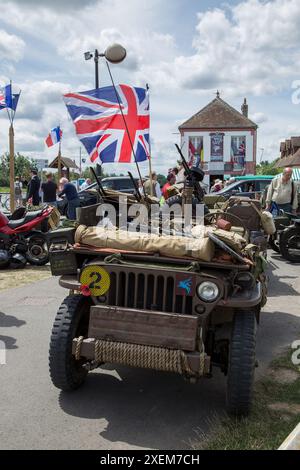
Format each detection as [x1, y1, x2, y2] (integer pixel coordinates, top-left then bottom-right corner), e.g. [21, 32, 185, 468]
[0, 152, 35, 186]
[256, 159, 282, 176]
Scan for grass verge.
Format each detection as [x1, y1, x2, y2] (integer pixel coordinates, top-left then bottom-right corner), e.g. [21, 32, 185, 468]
[0, 265, 51, 291]
[192, 350, 300, 450]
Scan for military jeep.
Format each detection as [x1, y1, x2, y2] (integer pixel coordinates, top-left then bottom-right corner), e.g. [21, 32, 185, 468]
[47, 206, 266, 416]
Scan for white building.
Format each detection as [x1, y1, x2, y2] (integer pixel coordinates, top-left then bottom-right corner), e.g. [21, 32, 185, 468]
[179, 93, 258, 186]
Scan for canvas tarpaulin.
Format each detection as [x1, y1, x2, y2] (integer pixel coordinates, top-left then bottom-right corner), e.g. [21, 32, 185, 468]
[75, 225, 215, 262]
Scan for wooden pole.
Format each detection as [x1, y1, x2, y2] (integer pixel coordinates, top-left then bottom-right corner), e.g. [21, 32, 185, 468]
[148, 156, 153, 196]
[79, 147, 82, 176]
[57, 140, 62, 183]
[9, 124, 15, 213]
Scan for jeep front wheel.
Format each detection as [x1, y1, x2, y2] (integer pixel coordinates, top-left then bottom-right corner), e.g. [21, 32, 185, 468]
[49, 295, 91, 391]
[226, 309, 257, 416]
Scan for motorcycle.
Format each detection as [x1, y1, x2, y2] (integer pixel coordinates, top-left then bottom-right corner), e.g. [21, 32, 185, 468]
[269, 210, 300, 262]
[279, 218, 300, 262]
[0, 205, 54, 269]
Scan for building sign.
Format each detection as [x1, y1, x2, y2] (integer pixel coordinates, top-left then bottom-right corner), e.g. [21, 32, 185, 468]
[231, 136, 246, 170]
[210, 133, 224, 161]
[188, 136, 204, 167]
[33, 159, 49, 171]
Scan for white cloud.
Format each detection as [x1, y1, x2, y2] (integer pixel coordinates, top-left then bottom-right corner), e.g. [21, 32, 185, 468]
[250, 112, 268, 124]
[6, 0, 94, 8]
[1, 0, 300, 173]
[136, 0, 300, 97]
[0, 29, 25, 62]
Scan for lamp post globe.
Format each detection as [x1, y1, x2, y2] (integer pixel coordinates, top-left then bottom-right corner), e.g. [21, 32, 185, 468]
[104, 43, 127, 64]
[84, 43, 127, 89]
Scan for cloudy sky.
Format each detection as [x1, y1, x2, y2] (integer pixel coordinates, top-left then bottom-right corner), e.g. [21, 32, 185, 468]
[0, 0, 300, 176]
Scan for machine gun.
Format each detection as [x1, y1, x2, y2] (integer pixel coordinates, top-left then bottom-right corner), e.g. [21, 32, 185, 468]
[90, 167, 107, 198]
[175, 144, 205, 203]
[128, 171, 142, 202]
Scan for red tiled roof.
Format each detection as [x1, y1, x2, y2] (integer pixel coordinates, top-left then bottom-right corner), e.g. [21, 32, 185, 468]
[179, 96, 258, 130]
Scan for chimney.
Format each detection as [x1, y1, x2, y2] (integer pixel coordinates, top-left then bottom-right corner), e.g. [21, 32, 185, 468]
[241, 98, 248, 117]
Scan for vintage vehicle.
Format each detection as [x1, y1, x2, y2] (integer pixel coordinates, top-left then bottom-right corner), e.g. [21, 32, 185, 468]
[57, 176, 139, 216]
[0, 205, 57, 268]
[269, 210, 300, 262]
[47, 196, 267, 417]
[203, 176, 274, 210]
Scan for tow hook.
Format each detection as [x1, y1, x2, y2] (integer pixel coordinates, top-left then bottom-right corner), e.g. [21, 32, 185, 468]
[82, 360, 102, 371]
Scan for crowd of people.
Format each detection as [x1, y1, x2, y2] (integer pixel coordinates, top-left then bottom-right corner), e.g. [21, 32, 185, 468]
[11, 165, 299, 219]
[13, 169, 91, 220]
[140, 166, 182, 202]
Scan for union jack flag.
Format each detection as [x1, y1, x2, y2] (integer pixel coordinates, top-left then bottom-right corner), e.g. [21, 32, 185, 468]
[63, 84, 150, 164]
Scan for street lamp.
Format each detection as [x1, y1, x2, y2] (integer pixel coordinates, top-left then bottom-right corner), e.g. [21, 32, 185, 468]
[259, 148, 265, 164]
[84, 43, 127, 89]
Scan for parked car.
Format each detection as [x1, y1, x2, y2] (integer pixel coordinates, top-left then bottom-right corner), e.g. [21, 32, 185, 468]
[101, 176, 138, 193]
[204, 176, 274, 209]
[57, 176, 138, 216]
[215, 176, 274, 198]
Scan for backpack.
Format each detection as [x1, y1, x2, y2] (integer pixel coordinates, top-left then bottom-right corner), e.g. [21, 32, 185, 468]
[15, 181, 22, 196]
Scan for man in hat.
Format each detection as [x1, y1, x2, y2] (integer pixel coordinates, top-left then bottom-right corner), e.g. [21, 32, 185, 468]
[14, 176, 23, 207]
[27, 168, 41, 206]
[41, 172, 57, 206]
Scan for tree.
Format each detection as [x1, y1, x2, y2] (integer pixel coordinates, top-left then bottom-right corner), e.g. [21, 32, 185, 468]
[0, 152, 35, 186]
[256, 159, 281, 176]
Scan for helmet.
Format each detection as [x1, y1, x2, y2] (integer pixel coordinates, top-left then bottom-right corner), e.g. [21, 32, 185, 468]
[10, 253, 27, 269]
[0, 249, 10, 269]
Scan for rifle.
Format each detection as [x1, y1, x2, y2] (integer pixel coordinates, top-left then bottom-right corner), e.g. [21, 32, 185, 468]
[175, 144, 190, 176]
[90, 166, 106, 198]
[128, 171, 142, 202]
[175, 143, 205, 202]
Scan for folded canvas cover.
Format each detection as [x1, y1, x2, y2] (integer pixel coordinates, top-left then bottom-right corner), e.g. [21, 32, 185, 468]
[75, 225, 215, 262]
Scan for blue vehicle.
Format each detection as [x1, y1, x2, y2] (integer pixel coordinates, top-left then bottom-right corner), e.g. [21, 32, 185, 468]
[212, 176, 274, 199]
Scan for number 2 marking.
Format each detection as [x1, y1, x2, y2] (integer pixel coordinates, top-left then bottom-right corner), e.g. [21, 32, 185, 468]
[89, 271, 102, 289]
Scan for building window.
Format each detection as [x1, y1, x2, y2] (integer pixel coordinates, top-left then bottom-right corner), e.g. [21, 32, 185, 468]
[210, 133, 224, 162]
[188, 136, 204, 167]
[231, 136, 246, 170]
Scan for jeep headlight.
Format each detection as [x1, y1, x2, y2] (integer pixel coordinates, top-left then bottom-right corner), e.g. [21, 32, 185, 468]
[197, 281, 219, 302]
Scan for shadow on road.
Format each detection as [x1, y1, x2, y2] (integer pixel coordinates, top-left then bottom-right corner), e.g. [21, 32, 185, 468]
[0, 334, 18, 350]
[58, 367, 226, 450]
[0, 311, 26, 328]
[0, 311, 26, 349]
[267, 259, 300, 297]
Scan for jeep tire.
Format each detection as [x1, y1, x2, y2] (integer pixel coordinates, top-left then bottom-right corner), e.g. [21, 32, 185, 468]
[226, 309, 257, 416]
[49, 295, 91, 391]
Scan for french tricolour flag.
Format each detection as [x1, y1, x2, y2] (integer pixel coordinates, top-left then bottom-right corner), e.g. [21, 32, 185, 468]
[45, 126, 62, 147]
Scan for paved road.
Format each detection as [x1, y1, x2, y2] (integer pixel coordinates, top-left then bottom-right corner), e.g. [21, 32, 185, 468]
[0, 251, 300, 450]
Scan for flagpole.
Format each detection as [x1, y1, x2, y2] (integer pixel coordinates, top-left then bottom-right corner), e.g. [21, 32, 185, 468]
[8, 80, 15, 212]
[57, 135, 62, 183]
[105, 61, 146, 198]
[9, 123, 15, 212]
[145, 84, 153, 196]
